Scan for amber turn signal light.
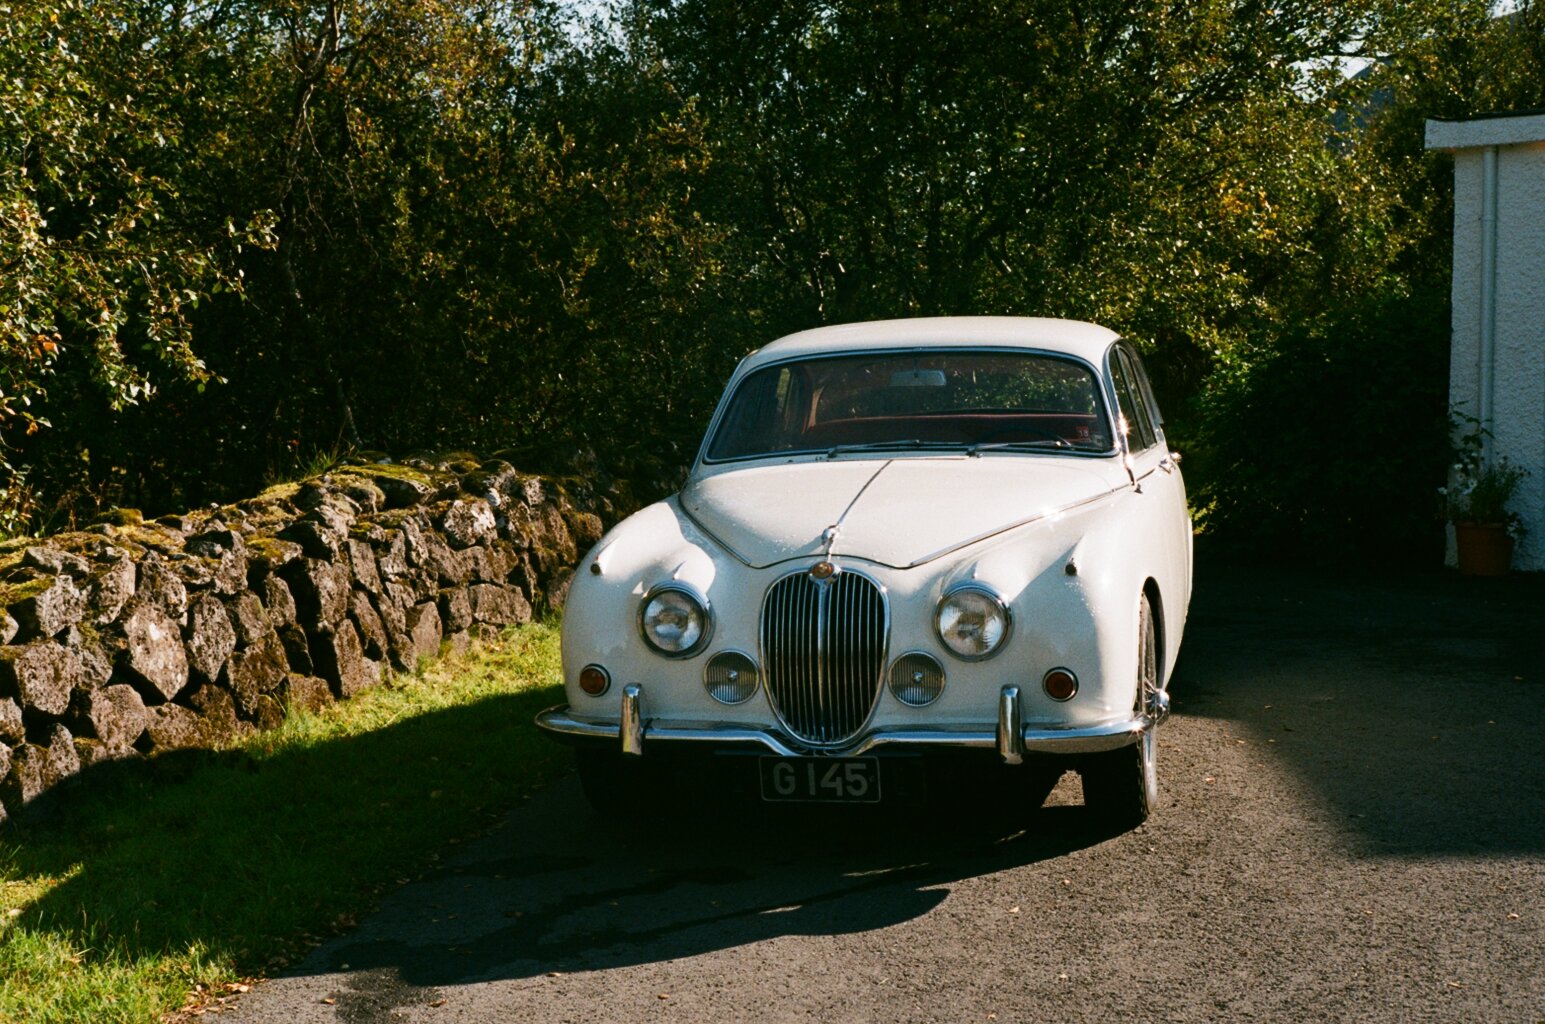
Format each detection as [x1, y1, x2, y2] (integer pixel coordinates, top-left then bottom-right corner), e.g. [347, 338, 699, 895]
[579, 664, 611, 696]
[1042, 668, 1078, 702]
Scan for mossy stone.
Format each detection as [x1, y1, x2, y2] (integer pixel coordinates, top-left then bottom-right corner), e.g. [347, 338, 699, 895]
[93, 508, 144, 527]
[0, 576, 55, 614]
[252, 481, 302, 506]
[335, 462, 433, 487]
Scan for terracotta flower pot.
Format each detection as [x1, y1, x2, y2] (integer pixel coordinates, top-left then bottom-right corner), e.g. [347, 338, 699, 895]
[1453, 521, 1514, 577]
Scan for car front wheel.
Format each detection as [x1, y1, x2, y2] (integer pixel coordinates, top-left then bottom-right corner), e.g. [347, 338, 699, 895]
[1080, 592, 1160, 829]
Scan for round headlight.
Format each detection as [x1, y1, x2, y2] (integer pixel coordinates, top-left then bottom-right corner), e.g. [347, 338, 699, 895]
[890, 651, 946, 707]
[935, 585, 1011, 660]
[705, 651, 759, 704]
[639, 585, 711, 658]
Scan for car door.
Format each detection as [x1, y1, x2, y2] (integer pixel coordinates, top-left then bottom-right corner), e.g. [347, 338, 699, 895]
[1106, 342, 1192, 657]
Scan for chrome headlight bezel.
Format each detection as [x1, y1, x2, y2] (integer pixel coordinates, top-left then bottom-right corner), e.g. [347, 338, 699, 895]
[638, 583, 713, 659]
[935, 583, 1012, 661]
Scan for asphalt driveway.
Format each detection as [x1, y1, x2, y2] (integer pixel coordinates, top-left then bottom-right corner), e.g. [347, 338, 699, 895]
[225, 557, 1545, 1023]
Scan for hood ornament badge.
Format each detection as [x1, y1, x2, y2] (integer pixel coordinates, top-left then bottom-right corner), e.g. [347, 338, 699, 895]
[812, 525, 841, 580]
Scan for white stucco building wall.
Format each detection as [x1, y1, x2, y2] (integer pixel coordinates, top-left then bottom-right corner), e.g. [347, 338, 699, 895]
[1426, 112, 1545, 571]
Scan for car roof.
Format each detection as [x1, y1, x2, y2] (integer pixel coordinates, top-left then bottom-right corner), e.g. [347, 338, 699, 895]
[738, 316, 1120, 375]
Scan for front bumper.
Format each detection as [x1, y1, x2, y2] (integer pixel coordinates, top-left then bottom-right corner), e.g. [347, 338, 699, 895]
[535, 683, 1169, 763]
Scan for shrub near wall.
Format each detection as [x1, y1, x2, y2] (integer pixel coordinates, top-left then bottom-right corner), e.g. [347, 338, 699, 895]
[0, 456, 625, 824]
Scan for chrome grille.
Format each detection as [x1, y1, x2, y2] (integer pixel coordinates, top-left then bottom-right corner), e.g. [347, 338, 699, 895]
[761, 570, 888, 746]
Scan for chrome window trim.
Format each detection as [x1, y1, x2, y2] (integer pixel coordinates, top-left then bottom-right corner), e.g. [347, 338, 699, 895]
[934, 582, 1014, 661]
[696, 346, 1121, 467]
[1124, 344, 1167, 434]
[637, 582, 714, 659]
[1104, 340, 1161, 454]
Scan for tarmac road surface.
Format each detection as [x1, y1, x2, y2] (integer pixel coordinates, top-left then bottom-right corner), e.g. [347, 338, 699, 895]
[226, 560, 1545, 1023]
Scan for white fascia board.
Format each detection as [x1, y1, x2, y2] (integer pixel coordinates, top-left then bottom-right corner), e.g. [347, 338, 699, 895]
[1426, 113, 1545, 151]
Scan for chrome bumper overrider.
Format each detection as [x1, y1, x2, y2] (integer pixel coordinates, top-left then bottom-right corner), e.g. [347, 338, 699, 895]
[535, 684, 1170, 763]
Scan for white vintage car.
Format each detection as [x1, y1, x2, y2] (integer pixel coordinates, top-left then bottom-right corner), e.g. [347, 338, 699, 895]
[538, 317, 1191, 828]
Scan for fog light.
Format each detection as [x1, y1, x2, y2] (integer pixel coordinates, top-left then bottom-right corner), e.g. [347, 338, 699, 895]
[1042, 667, 1078, 702]
[890, 652, 946, 707]
[705, 651, 759, 704]
[579, 664, 611, 696]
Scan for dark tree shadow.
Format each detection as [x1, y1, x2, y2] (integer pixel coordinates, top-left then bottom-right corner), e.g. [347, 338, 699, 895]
[5, 688, 1115, 991]
[1171, 555, 1545, 857]
[4, 687, 573, 970]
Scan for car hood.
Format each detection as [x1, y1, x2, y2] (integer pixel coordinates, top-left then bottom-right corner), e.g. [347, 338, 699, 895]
[679, 456, 1123, 569]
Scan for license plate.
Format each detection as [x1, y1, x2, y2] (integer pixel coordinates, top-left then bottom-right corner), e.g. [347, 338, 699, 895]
[759, 757, 881, 803]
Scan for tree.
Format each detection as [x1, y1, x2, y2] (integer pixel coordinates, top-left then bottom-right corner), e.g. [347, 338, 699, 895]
[0, 0, 268, 532]
[627, 1, 1431, 354]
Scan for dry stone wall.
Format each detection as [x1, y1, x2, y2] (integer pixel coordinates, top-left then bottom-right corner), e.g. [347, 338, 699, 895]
[0, 456, 627, 825]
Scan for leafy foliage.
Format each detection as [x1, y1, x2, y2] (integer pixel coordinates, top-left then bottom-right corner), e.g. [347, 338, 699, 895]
[2, 0, 1543, 560]
[0, 1, 274, 531]
[1443, 414, 1529, 533]
[1187, 288, 1453, 561]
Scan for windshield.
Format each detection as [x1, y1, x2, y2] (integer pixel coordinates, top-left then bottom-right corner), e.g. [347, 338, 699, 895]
[705, 349, 1114, 462]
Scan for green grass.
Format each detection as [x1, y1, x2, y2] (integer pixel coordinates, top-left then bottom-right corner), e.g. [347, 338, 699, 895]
[0, 623, 570, 1023]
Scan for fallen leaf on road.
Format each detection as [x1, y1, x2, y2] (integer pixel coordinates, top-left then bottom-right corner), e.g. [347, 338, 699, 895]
[429, 999, 447, 1008]
[1009, 906, 1020, 914]
[321, 997, 336, 1005]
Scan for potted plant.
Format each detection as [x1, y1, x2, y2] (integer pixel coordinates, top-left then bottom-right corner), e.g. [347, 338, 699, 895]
[1441, 415, 1528, 576]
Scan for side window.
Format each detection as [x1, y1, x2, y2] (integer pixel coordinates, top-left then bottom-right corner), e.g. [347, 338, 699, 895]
[1123, 346, 1165, 437]
[709, 366, 798, 457]
[1116, 346, 1161, 449]
[1107, 348, 1156, 451]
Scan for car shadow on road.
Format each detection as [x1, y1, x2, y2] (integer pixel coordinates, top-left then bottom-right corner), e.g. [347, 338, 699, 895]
[309, 785, 1113, 991]
[1171, 557, 1545, 858]
[3, 680, 1113, 1007]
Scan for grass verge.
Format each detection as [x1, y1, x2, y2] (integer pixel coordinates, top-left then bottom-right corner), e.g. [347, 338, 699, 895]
[0, 622, 569, 1023]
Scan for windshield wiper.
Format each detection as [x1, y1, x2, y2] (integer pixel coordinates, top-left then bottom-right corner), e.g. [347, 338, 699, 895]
[824, 439, 968, 459]
[967, 439, 1074, 456]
